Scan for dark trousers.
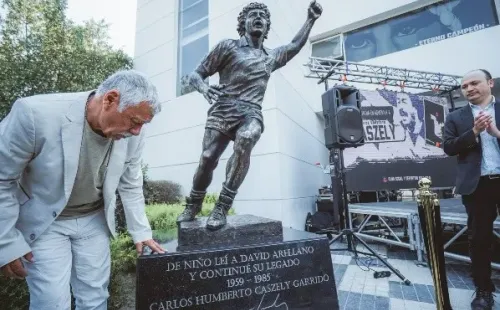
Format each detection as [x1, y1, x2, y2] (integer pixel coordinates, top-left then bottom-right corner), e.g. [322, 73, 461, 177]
[462, 177, 500, 292]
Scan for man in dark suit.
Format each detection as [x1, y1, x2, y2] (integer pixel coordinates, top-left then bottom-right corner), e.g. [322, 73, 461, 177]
[444, 69, 498, 310]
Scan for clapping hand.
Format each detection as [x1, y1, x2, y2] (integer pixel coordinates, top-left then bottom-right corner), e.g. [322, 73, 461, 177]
[473, 111, 492, 135]
[308, 0, 322, 20]
[487, 120, 500, 139]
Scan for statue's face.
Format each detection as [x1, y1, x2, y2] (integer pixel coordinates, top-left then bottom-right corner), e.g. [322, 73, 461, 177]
[245, 9, 269, 37]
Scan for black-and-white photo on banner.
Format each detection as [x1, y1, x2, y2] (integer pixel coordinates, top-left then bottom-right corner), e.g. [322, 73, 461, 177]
[343, 89, 456, 191]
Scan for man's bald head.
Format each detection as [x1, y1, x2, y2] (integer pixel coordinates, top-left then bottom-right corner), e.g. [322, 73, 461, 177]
[463, 69, 492, 81]
[461, 69, 494, 105]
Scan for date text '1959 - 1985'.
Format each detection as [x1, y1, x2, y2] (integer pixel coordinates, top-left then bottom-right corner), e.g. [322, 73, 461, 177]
[149, 246, 331, 310]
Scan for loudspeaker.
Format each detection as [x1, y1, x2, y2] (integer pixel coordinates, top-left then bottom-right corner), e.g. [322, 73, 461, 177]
[322, 85, 364, 149]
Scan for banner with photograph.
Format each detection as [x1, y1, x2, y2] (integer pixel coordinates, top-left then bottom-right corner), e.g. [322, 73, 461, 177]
[343, 89, 457, 191]
[344, 0, 499, 62]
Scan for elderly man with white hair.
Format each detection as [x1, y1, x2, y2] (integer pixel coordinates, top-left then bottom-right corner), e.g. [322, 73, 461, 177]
[0, 69, 165, 310]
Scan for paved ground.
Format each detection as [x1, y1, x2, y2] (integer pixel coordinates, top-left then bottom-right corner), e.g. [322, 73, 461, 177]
[330, 241, 500, 310]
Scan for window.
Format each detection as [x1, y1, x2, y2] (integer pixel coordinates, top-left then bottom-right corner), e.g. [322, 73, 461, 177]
[343, 0, 499, 62]
[177, 0, 209, 96]
[311, 34, 344, 60]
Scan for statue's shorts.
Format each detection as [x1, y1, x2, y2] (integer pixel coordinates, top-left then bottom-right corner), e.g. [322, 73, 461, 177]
[205, 99, 265, 141]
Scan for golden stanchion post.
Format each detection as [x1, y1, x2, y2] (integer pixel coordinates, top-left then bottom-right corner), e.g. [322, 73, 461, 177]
[417, 178, 452, 310]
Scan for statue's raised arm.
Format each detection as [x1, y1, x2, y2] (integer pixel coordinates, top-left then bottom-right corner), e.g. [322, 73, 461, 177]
[271, 0, 322, 71]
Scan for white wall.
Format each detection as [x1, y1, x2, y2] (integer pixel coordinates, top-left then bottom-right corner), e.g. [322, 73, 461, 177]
[134, 0, 500, 229]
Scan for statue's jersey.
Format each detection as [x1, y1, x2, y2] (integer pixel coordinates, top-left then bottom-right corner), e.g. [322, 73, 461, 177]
[196, 36, 290, 106]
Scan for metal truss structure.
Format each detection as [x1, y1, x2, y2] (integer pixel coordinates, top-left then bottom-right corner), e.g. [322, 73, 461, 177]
[303, 57, 462, 92]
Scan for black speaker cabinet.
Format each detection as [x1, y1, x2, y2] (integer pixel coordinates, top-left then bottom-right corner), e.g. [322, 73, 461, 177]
[322, 85, 365, 149]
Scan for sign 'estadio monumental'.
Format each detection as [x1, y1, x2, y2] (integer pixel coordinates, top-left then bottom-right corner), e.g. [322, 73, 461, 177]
[136, 215, 339, 310]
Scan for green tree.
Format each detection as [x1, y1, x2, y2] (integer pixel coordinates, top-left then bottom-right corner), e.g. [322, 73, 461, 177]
[0, 0, 133, 120]
[0, 1, 133, 308]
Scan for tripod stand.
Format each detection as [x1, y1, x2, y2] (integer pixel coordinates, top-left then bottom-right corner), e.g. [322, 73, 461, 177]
[329, 148, 412, 286]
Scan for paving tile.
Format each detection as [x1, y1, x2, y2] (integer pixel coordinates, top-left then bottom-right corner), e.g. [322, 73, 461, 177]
[386, 247, 418, 261]
[448, 278, 469, 289]
[338, 278, 360, 294]
[447, 262, 470, 272]
[359, 293, 375, 309]
[331, 240, 388, 256]
[340, 254, 353, 265]
[337, 265, 389, 296]
[338, 278, 354, 293]
[446, 270, 462, 281]
[402, 299, 430, 309]
[331, 250, 350, 256]
[362, 284, 377, 296]
[426, 284, 436, 302]
[344, 292, 362, 310]
[446, 288, 500, 310]
[389, 281, 403, 299]
[461, 278, 476, 290]
[413, 283, 434, 304]
[337, 290, 349, 309]
[385, 258, 434, 285]
[389, 298, 406, 310]
[355, 241, 389, 256]
[351, 281, 365, 293]
[374, 296, 390, 310]
[447, 265, 477, 290]
[330, 242, 500, 310]
[419, 303, 437, 310]
[400, 283, 419, 302]
[449, 288, 474, 310]
[349, 256, 387, 268]
[330, 240, 350, 256]
[374, 281, 390, 297]
[332, 254, 353, 266]
[334, 264, 348, 286]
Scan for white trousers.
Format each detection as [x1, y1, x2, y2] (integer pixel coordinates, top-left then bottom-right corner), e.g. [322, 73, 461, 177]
[24, 210, 111, 310]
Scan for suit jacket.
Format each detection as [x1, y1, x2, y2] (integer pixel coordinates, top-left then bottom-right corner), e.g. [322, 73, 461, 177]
[0, 91, 152, 267]
[443, 98, 500, 195]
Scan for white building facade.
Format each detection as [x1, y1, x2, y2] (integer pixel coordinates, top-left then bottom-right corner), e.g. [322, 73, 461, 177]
[134, 0, 500, 230]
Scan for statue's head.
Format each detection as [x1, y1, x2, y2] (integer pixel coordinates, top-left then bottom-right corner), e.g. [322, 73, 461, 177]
[237, 2, 271, 40]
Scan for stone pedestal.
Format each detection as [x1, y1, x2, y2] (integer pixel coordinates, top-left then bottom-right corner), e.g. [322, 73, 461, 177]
[177, 214, 283, 251]
[136, 214, 339, 310]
